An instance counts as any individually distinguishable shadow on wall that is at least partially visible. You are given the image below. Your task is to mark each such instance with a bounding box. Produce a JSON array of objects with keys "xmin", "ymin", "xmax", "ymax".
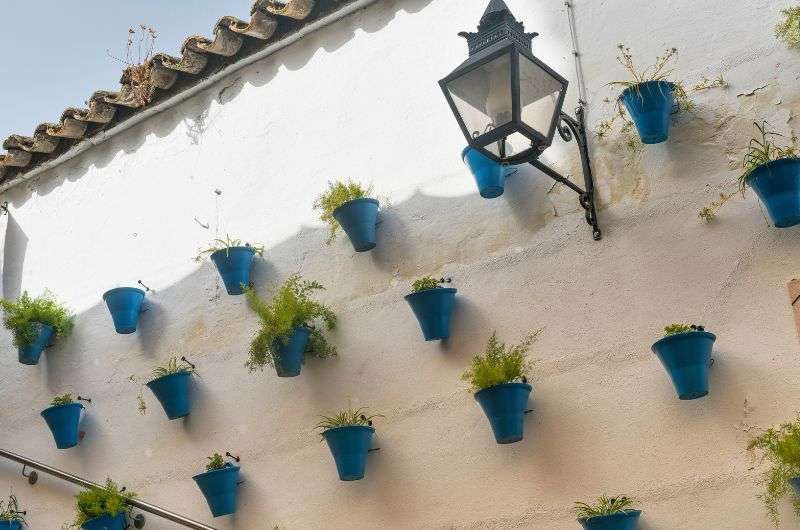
[
  {"xmin": 2, "ymin": 214, "xmax": 28, "ymax": 300},
  {"xmin": 5, "ymin": 0, "xmax": 437, "ymax": 209}
]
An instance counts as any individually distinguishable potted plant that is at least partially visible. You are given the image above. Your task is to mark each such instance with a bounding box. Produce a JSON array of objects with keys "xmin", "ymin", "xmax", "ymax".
[
  {"xmin": 245, "ymin": 274, "xmax": 337, "ymax": 377},
  {"xmin": 102, "ymin": 287, "xmax": 145, "ymax": 334},
  {"xmin": 196, "ymin": 235, "xmax": 264, "ymax": 295},
  {"xmin": 316, "ymin": 404, "xmax": 381, "ymax": 481},
  {"xmin": 41, "ymin": 393, "xmax": 84, "ymax": 449},
  {"xmin": 462, "ymin": 331, "xmax": 539, "ymax": 444},
  {"xmin": 737, "ymin": 121, "xmax": 800, "ymax": 228},
  {"xmin": 0, "ymin": 291, "xmax": 73, "ymax": 365},
  {"xmin": 575, "ymin": 495, "xmax": 641, "ymax": 530},
  {"xmin": 0, "ymin": 494, "xmax": 26, "ymax": 530},
  {"xmin": 404, "ymin": 276, "xmax": 457, "ymax": 341},
  {"xmin": 462, "ymin": 147, "xmax": 513, "ymax": 199},
  {"xmin": 651, "ymin": 324, "xmax": 715, "ymax": 400},
  {"xmin": 66, "ymin": 479, "xmax": 134, "ymax": 530},
  {"xmin": 748, "ymin": 416, "xmax": 800, "ymax": 527},
  {"xmin": 193, "ymin": 453, "xmax": 240, "ymax": 517},
  {"xmin": 313, "ymin": 180, "xmax": 379, "ymax": 252},
  {"xmin": 131, "ymin": 357, "xmax": 196, "ymax": 420}
]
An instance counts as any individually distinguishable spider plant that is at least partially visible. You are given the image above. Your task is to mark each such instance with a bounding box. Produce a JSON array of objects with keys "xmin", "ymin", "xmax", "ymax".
[
  {"xmin": 739, "ymin": 121, "xmax": 798, "ymax": 193},
  {"xmin": 0, "ymin": 291, "xmax": 73, "ymax": 348},
  {"xmin": 194, "ymin": 235, "xmax": 264, "ymax": 262},
  {"xmin": 0, "ymin": 494, "xmax": 26, "ymax": 524},
  {"xmin": 462, "ymin": 331, "xmax": 540, "ymax": 392},
  {"xmin": 748, "ymin": 416, "xmax": 800, "ymax": 526},
  {"xmin": 574, "ymin": 495, "xmax": 638, "ymax": 519},
  {"xmin": 50, "ymin": 393, "xmax": 76, "ymax": 407},
  {"xmin": 315, "ymin": 404, "xmax": 382, "ymax": 433},
  {"xmin": 130, "ymin": 357, "xmax": 196, "ymax": 415},
  {"xmin": 313, "ymin": 180, "xmax": 374, "ymax": 244}
]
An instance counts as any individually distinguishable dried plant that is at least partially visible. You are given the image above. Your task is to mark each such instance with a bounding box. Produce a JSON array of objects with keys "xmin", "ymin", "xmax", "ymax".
[
  {"xmin": 698, "ymin": 191, "xmax": 736, "ymax": 222},
  {"xmin": 777, "ymin": 7, "xmax": 800, "ymax": 48},
  {"xmin": 107, "ymin": 25, "xmax": 158, "ymax": 106}
]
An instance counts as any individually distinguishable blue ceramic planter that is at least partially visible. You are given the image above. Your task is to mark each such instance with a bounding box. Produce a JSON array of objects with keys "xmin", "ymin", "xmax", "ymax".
[
  {"xmin": 210, "ymin": 246, "xmax": 256, "ymax": 295},
  {"xmin": 463, "ymin": 147, "xmax": 509, "ymax": 199},
  {"xmin": 474, "ymin": 383, "xmax": 532, "ymax": 444},
  {"xmin": 0, "ymin": 521, "xmax": 22, "ymax": 530},
  {"xmin": 102, "ymin": 287, "xmax": 145, "ymax": 334},
  {"xmin": 578, "ymin": 510, "xmax": 642, "ymax": 530},
  {"xmin": 620, "ymin": 80, "xmax": 675, "ymax": 144},
  {"xmin": 18, "ymin": 322, "xmax": 54, "ymax": 365},
  {"xmin": 333, "ymin": 198, "xmax": 380, "ymax": 252},
  {"xmin": 652, "ymin": 331, "xmax": 715, "ymax": 400},
  {"xmin": 147, "ymin": 371, "xmax": 192, "ymax": 420},
  {"xmin": 746, "ymin": 158, "xmax": 800, "ymax": 228},
  {"xmin": 322, "ymin": 425, "xmax": 374, "ymax": 481},
  {"xmin": 41, "ymin": 402, "xmax": 83, "ymax": 449},
  {"xmin": 81, "ymin": 513, "xmax": 125, "ymax": 530},
  {"xmin": 193, "ymin": 465, "xmax": 240, "ymax": 517},
  {"xmin": 404, "ymin": 287, "xmax": 457, "ymax": 341},
  {"xmin": 273, "ymin": 326, "xmax": 311, "ymax": 377}
]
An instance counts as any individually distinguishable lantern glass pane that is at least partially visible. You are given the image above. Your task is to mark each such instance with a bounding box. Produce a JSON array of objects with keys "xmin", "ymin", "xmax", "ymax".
[{"xmin": 519, "ymin": 54, "xmax": 563, "ymax": 136}]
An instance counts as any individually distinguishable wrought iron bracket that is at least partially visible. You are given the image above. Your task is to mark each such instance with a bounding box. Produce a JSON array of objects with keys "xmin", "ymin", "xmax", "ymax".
[{"xmin": 520, "ymin": 105, "xmax": 601, "ymax": 240}]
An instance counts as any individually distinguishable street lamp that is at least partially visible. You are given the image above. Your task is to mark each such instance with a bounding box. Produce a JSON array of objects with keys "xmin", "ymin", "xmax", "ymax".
[{"xmin": 439, "ymin": 0, "xmax": 601, "ymax": 240}]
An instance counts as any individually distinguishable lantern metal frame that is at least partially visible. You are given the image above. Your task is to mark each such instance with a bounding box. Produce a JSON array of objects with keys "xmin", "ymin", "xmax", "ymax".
[{"xmin": 439, "ymin": 0, "xmax": 601, "ymax": 240}]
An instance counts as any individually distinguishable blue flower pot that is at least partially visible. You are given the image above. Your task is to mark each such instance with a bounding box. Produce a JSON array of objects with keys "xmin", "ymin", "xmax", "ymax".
[
  {"xmin": 102, "ymin": 287, "xmax": 145, "ymax": 334},
  {"xmin": 652, "ymin": 331, "xmax": 716, "ymax": 400},
  {"xmin": 404, "ymin": 288, "xmax": 457, "ymax": 341},
  {"xmin": 210, "ymin": 246, "xmax": 257, "ymax": 295},
  {"xmin": 274, "ymin": 326, "xmax": 311, "ymax": 377},
  {"xmin": 0, "ymin": 521, "xmax": 22, "ymax": 530},
  {"xmin": 147, "ymin": 371, "xmax": 192, "ymax": 420},
  {"xmin": 746, "ymin": 158, "xmax": 800, "ymax": 228},
  {"xmin": 463, "ymin": 147, "xmax": 508, "ymax": 199},
  {"xmin": 620, "ymin": 80, "xmax": 675, "ymax": 144},
  {"xmin": 193, "ymin": 465, "xmax": 240, "ymax": 517},
  {"xmin": 333, "ymin": 198, "xmax": 380, "ymax": 252},
  {"xmin": 41, "ymin": 402, "xmax": 83, "ymax": 449},
  {"xmin": 322, "ymin": 425, "xmax": 374, "ymax": 481},
  {"xmin": 789, "ymin": 476, "xmax": 800, "ymax": 496},
  {"xmin": 18, "ymin": 322, "xmax": 54, "ymax": 365},
  {"xmin": 81, "ymin": 513, "xmax": 126, "ymax": 530},
  {"xmin": 578, "ymin": 510, "xmax": 642, "ymax": 530},
  {"xmin": 474, "ymin": 383, "xmax": 532, "ymax": 444}
]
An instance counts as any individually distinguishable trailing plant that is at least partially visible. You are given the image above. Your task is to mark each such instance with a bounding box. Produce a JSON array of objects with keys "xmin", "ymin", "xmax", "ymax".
[
  {"xmin": 748, "ymin": 416, "xmax": 800, "ymax": 526},
  {"xmin": 66, "ymin": 479, "xmax": 134, "ymax": 528},
  {"xmin": 0, "ymin": 291, "xmax": 74, "ymax": 348},
  {"xmin": 596, "ymin": 45, "xmax": 726, "ymax": 161},
  {"xmin": 574, "ymin": 495, "xmax": 638, "ymax": 519},
  {"xmin": 698, "ymin": 191, "xmax": 736, "ymax": 222},
  {"xmin": 315, "ymin": 403, "xmax": 382, "ymax": 433},
  {"xmin": 50, "ymin": 393, "xmax": 76, "ymax": 407},
  {"xmin": 739, "ymin": 121, "xmax": 798, "ymax": 193},
  {"xmin": 777, "ymin": 7, "xmax": 800, "ymax": 48},
  {"xmin": 130, "ymin": 357, "xmax": 196, "ymax": 414},
  {"xmin": 244, "ymin": 274, "xmax": 337, "ymax": 372},
  {"xmin": 313, "ymin": 180, "xmax": 374, "ymax": 244},
  {"xmin": 663, "ymin": 324, "xmax": 704, "ymax": 336},
  {"xmin": 462, "ymin": 331, "xmax": 540, "ymax": 392},
  {"xmin": 0, "ymin": 494, "xmax": 26, "ymax": 524},
  {"xmin": 194, "ymin": 235, "xmax": 264, "ymax": 262},
  {"xmin": 206, "ymin": 453, "xmax": 226, "ymax": 471},
  {"xmin": 411, "ymin": 276, "xmax": 451, "ymax": 293}
]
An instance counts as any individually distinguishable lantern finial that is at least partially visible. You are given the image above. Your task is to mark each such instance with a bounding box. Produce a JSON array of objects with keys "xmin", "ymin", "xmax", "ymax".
[{"xmin": 459, "ymin": 1, "xmax": 538, "ymax": 56}]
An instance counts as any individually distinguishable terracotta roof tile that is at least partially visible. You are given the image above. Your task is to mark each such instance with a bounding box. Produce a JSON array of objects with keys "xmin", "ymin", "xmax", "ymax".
[{"xmin": 0, "ymin": 0, "xmax": 344, "ymax": 185}]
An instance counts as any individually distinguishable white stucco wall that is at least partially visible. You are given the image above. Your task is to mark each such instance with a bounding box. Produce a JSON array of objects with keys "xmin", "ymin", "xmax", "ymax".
[{"xmin": 2, "ymin": 0, "xmax": 800, "ymax": 528}]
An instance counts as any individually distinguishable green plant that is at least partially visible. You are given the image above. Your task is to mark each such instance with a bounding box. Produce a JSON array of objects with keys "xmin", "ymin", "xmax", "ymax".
[
  {"xmin": 67, "ymin": 479, "xmax": 134, "ymax": 528},
  {"xmin": 0, "ymin": 291, "xmax": 74, "ymax": 348},
  {"xmin": 0, "ymin": 494, "xmax": 26, "ymax": 524},
  {"xmin": 461, "ymin": 331, "xmax": 540, "ymax": 392},
  {"xmin": 51, "ymin": 393, "xmax": 75, "ymax": 407},
  {"xmin": 574, "ymin": 495, "xmax": 638, "ymax": 519},
  {"xmin": 411, "ymin": 276, "xmax": 451, "ymax": 292},
  {"xmin": 206, "ymin": 453, "xmax": 226, "ymax": 471},
  {"xmin": 698, "ymin": 191, "xmax": 737, "ymax": 222},
  {"xmin": 748, "ymin": 416, "xmax": 800, "ymax": 526},
  {"xmin": 194, "ymin": 235, "xmax": 264, "ymax": 262},
  {"xmin": 663, "ymin": 324, "xmax": 704, "ymax": 336},
  {"xmin": 777, "ymin": 7, "xmax": 800, "ymax": 47},
  {"xmin": 315, "ymin": 403, "xmax": 382, "ymax": 433},
  {"xmin": 313, "ymin": 180, "xmax": 374, "ymax": 244},
  {"xmin": 245, "ymin": 274, "xmax": 337, "ymax": 372},
  {"xmin": 739, "ymin": 121, "xmax": 798, "ymax": 193},
  {"xmin": 130, "ymin": 357, "xmax": 196, "ymax": 414}
]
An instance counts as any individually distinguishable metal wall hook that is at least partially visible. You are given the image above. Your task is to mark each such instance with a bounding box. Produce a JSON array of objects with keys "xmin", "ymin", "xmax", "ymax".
[
  {"xmin": 21, "ymin": 465, "xmax": 37, "ymax": 485},
  {"xmin": 225, "ymin": 452, "xmax": 240, "ymax": 462},
  {"xmin": 132, "ymin": 513, "xmax": 146, "ymax": 529},
  {"xmin": 137, "ymin": 280, "xmax": 152, "ymax": 293},
  {"xmin": 77, "ymin": 396, "xmax": 92, "ymax": 404},
  {"xmin": 439, "ymin": 277, "xmax": 452, "ymax": 284},
  {"xmin": 524, "ymin": 409, "xmax": 535, "ymax": 414},
  {"xmin": 180, "ymin": 357, "xmax": 196, "ymax": 370},
  {"xmin": 0, "ymin": 202, "xmax": 8, "ymax": 216},
  {"xmin": 367, "ymin": 448, "xmax": 381, "ymax": 453},
  {"xmin": 236, "ymin": 480, "xmax": 245, "ymax": 486},
  {"xmin": 709, "ymin": 358, "xmax": 716, "ymax": 368}
]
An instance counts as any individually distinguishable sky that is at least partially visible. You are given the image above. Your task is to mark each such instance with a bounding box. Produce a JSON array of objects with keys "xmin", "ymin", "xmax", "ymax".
[{"xmin": 0, "ymin": 1, "xmax": 251, "ymax": 142}]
